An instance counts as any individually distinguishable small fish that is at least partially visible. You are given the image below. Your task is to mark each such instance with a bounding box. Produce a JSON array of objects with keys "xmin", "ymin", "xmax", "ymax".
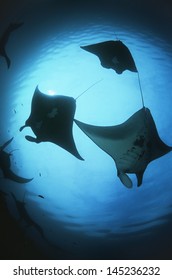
[{"xmin": 38, "ymin": 195, "xmax": 44, "ymax": 199}]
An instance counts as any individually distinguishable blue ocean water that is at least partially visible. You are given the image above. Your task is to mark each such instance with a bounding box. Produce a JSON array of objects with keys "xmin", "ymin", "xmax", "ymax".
[{"xmin": 0, "ymin": 0, "xmax": 172, "ymax": 259}]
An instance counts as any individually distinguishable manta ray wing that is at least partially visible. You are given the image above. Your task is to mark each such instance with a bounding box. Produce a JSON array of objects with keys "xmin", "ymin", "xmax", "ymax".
[
  {"xmin": 81, "ymin": 40, "xmax": 137, "ymax": 74},
  {"xmin": 20, "ymin": 86, "xmax": 83, "ymax": 160},
  {"xmin": 0, "ymin": 138, "xmax": 33, "ymax": 184},
  {"xmin": 3, "ymin": 168, "xmax": 33, "ymax": 183},
  {"xmin": 75, "ymin": 107, "xmax": 172, "ymax": 188},
  {"xmin": 0, "ymin": 137, "xmax": 13, "ymax": 151}
]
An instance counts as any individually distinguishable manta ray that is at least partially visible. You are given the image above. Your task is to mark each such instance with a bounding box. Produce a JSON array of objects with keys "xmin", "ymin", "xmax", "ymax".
[
  {"xmin": 10, "ymin": 192, "xmax": 46, "ymax": 240},
  {"xmin": 0, "ymin": 22, "xmax": 23, "ymax": 68},
  {"xmin": 81, "ymin": 40, "xmax": 137, "ymax": 74},
  {"xmin": 20, "ymin": 86, "xmax": 83, "ymax": 160},
  {"xmin": 10, "ymin": 192, "xmax": 64, "ymax": 252},
  {"xmin": 0, "ymin": 138, "xmax": 33, "ymax": 183},
  {"xmin": 75, "ymin": 107, "xmax": 172, "ymax": 188}
]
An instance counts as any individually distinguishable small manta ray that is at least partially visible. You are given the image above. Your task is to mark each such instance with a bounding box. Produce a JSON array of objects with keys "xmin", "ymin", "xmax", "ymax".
[
  {"xmin": 20, "ymin": 86, "xmax": 83, "ymax": 160},
  {"xmin": 0, "ymin": 22, "xmax": 23, "ymax": 68},
  {"xmin": 0, "ymin": 137, "xmax": 33, "ymax": 183},
  {"xmin": 75, "ymin": 107, "xmax": 172, "ymax": 188},
  {"xmin": 81, "ymin": 40, "xmax": 137, "ymax": 74}
]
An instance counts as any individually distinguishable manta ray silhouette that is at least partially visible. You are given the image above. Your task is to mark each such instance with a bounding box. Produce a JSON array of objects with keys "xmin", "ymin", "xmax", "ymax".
[
  {"xmin": 20, "ymin": 86, "xmax": 83, "ymax": 160},
  {"xmin": 0, "ymin": 22, "xmax": 23, "ymax": 68},
  {"xmin": 0, "ymin": 138, "xmax": 33, "ymax": 183},
  {"xmin": 10, "ymin": 192, "xmax": 64, "ymax": 253},
  {"xmin": 10, "ymin": 192, "xmax": 46, "ymax": 241},
  {"xmin": 81, "ymin": 40, "xmax": 137, "ymax": 74},
  {"xmin": 75, "ymin": 107, "xmax": 172, "ymax": 188}
]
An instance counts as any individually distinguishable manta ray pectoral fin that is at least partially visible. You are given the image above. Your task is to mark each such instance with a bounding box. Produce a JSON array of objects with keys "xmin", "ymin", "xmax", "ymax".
[
  {"xmin": 0, "ymin": 137, "xmax": 14, "ymax": 151},
  {"xmin": 117, "ymin": 170, "xmax": 133, "ymax": 188},
  {"xmin": 4, "ymin": 169, "xmax": 33, "ymax": 184},
  {"xmin": 136, "ymin": 171, "xmax": 144, "ymax": 187}
]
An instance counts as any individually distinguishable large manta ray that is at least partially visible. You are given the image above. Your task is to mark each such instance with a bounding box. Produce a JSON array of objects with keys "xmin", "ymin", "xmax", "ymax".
[
  {"xmin": 81, "ymin": 40, "xmax": 137, "ymax": 74},
  {"xmin": 0, "ymin": 22, "xmax": 23, "ymax": 68},
  {"xmin": 0, "ymin": 138, "xmax": 33, "ymax": 183},
  {"xmin": 75, "ymin": 107, "xmax": 172, "ymax": 188},
  {"xmin": 20, "ymin": 86, "xmax": 83, "ymax": 160}
]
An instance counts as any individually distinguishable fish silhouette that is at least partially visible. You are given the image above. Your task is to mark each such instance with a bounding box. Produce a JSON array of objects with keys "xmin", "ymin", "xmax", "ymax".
[{"xmin": 38, "ymin": 195, "xmax": 44, "ymax": 199}]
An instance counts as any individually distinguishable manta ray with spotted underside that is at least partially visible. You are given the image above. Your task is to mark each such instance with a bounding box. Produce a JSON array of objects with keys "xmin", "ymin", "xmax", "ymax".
[
  {"xmin": 81, "ymin": 40, "xmax": 137, "ymax": 74},
  {"xmin": 75, "ymin": 107, "xmax": 172, "ymax": 188},
  {"xmin": 20, "ymin": 86, "xmax": 83, "ymax": 160}
]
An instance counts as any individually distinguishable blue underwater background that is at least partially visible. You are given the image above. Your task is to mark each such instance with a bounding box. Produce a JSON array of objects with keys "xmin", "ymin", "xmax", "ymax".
[{"xmin": 0, "ymin": 0, "xmax": 172, "ymax": 259}]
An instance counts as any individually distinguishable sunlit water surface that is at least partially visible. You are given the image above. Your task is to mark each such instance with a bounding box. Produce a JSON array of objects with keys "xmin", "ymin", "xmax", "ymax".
[{"xmin": 1, "ymin": 18, "xmax": 172, "ymax": 259}]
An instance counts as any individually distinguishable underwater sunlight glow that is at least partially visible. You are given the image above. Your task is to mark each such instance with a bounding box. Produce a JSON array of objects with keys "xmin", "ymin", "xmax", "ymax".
[{"xmin": 1, "ymin": 0, "xmax": 172, "ymax": 259}]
